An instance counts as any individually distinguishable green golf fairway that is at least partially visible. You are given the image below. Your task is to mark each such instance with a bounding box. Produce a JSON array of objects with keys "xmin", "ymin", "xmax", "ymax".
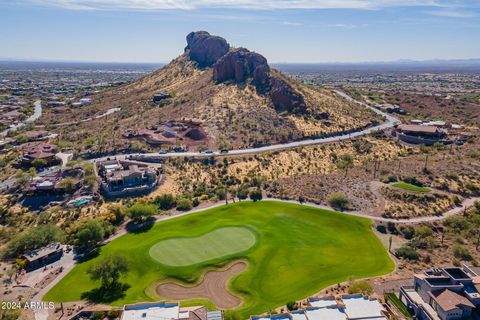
[
  {"xmin": 149, "ymin": 227, "xmax": 256, "ymax": 266},
  {"xmin": 44, "ymin": 201, "xmax": 394, "ymax": 317}
]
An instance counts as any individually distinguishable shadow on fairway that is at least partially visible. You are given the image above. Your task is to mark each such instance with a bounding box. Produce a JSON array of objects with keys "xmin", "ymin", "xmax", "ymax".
[
  {"xmin": 81, "ymin": 282, "xmax": 130, "ymax": 303},
  {"xmin": 126, "ymin": 217, "xmax": 155, "ymax": 234}
]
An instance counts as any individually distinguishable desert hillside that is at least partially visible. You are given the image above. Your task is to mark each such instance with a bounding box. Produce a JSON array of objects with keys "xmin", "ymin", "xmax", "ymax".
[{"xmin": 39, "ymin": 31, "xmax": 381, "ymax": 155}]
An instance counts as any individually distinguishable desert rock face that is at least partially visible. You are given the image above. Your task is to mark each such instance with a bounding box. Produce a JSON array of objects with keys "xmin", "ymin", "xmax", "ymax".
[
  {"xmin": 209, "ymin": 42, "xmax": 307, "ymax": 114},
  {"xmin": 269, "ymin": 77, "xmax": 307, "ymax": 114},
  {"xmin": 185, "ymin": 31, "xmax": 230, "ymax": 68},
  {"xmin": 213, "ymin": 48, "xmax": 269, "ymax": 86}
]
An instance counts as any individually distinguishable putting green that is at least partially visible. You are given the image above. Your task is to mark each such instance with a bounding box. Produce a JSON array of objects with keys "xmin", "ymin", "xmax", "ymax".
[
  {"xmin": 149, "ymin": 227, "xmax": 256, "ymax": 266},
  {"xmin": 45, "ymin": 201, "xmax": 394, "ymax": 318}
]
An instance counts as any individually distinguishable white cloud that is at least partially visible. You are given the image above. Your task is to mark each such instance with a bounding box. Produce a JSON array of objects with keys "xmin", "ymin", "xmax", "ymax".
[
  {"xmin": 20, "ymin": 0, "xmax": 462, "ymax": 11},
  {"xmin": 424, "ymin": 9, "xmax": 477, "ymax": 17},
  {"xmin": 283, "ymin": 21, "xmax": 304, "ymax": 26}
]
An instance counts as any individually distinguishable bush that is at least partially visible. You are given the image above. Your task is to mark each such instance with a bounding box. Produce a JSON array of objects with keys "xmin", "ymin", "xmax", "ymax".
[
  {"xmin": 348, "ymin": 280, "xmax": 373, "ymax": 295},
  {"xmin": 396, "ymin": 245, "xmax": 420, "ymax": 260},
  {"xmin": 192, "ymin": 198, "xmax": 200, "ymax": 207},
  {"xmin": 126, "ymin": 203, "xmax": 158, "ymax": 221},
  {"xmin": 383, "ymin": 175, "xmax": 398, "ymax": 183},
  {"xmin": 249, "ymin": 188, "xmax": 263, "ymax": 202},
  {"xmin": 453, "ymin": 244, "xmax": 472, "ymax": 261},
  {"xmin": 286, "ymin": 301, "xmax": 297, "ymax": 311},
  {"xmin": 326, "ymin": 192, "xmax": 350, "ymax": 210},
  {"xmin": 403, "ymin": 176, "xmax": 422, "ymax": 187},
  {"xmin": 176, "ymin": 198, "xmax": 192, "ymax": 211},
  {"xmin": 376, "ymin": 225, "xmax": 386, "ymax": 234},
  {"xmin": 154, "ymin": 194, "xmax": 176, "ymax": 210},
  {"xmin": 399, "ymin": 225, "xmax": 415, "ymax": 240}
]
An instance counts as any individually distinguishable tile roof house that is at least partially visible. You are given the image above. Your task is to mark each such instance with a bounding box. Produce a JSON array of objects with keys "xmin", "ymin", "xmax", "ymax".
[{"xmin": 21, "ymin": 142, "xmax": 59, "ymax": 165}]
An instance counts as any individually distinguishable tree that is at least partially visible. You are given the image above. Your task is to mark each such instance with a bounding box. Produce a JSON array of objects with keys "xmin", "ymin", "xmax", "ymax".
[
  {"xmin": 58, "ymin": 177, "xmax": 77, "ymax": 193},
  {"xmin": 336, "ymin": 154, "xmax": 354, "ymax": 176},
  {"xmin": 249, "ymin": 188, "xmax": 263, "ymax": 202},
  {"xmin": 326, "ymin": 192, "xmax": 350, "ymax": 211},
  {"xmin": 2, "ymin": 224, "xmax": 64, "ymax": 259},
  {"xmin": 87, "ymin": 254, "xmax": 128, "ymax": 290},
  {"xmin": 31, "ymin": 158, "xmax": 48, "ymax": 169},
  {"xmin": 73, "ymin": 220, "xmax": 105, "ymax": 251},
  {"xmin": 286, "ymin": 301, "xmax": 298, "ymax": 311},
  {"xmin": 154, "ymin": 194, "xmax": 176, "ymax": 210},
  {"xmin": 126, "ymin": 203, "xmax": 158, "ymax": 221},
  {"xmin": 395, "ymin": 245, "xmax": 420, "ymax": 260},
  {"xmin": 237, "ymin": 186, "xmax": 248, "ymax": 200}
]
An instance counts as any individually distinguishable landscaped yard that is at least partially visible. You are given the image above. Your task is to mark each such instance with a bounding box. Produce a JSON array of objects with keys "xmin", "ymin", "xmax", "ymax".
[
  {"xmin": 44, "ymin": 201, "xmax": 394, "ymax": 317},
  {"xmin": 392, "ymin": 182, "xmax": 431, "ymax": 192}
]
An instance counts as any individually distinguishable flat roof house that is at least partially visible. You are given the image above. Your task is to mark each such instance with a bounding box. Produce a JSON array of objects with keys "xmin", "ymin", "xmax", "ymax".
[
  {"xmin": 22, "ymin": 242, "xmax": 63, "ymax": 269},
  {"xmin": 395, "ymin": 124, "xmax": 450, "ymax": 146},
  {"xmin": 400, "ymin": 266, "xmax": 480, "ymax": 320},
  {"xmin": 97, "ymin": 160, "xmax": 160, "ymax": 198},
  {"xmin": 121, "ymin": 302, "xmax": 210, "ymax": 320}
]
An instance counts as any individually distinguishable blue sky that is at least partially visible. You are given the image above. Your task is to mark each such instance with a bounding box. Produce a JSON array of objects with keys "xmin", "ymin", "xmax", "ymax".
[{"xmin": 0, "ymin": 0, "xmax": 479, "ymax": 63}]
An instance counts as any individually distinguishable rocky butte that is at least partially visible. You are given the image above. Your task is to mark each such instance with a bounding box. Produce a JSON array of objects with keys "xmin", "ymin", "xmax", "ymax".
[{"xmin": 185, "ymin": 31, "xmax": 307, "ymax": 114}]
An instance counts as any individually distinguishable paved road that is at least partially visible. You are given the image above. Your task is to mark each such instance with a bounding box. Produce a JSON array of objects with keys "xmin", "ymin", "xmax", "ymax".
[
  {"xmin": 0, "ymin": 100, "xmax": 42, "ymax": 137},
  {"xmin": 52, "ymin": 107, "xmax": 121, "ymax": 127},
  {"xmin": 91, "ymin": 91, "xmax": 400, "ymax": 162},
  {"xmin": 0, "ymin": 91, "xmax": 398, "ymax": 190}
]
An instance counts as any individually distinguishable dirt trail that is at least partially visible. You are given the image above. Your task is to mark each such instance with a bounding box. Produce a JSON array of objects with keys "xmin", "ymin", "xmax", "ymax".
[{"xmin": 156, "ymin": 262, "xmax": 246, "ymax": 309}]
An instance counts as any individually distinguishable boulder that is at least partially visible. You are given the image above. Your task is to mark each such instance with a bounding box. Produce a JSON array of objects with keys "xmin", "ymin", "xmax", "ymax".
[{"xmin": 185, "ymin": 31, "xmax": 230, "ymax": 68}]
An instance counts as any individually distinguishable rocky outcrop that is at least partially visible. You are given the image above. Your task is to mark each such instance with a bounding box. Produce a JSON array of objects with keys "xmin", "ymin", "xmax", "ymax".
[
  {"xmin": 269, "ymin": 77, "xmax": 307, "ymax": 114},
  {"xmin": 185, "ymin": 31, "xmax": 230, "ymax": 68},
  {"xmin": 186, "ymin": 31, "xmax": 307, "ymax": 114},
  {"xmin": 213, "ymin": 48, "xmax": 270, "ymax": 89}
]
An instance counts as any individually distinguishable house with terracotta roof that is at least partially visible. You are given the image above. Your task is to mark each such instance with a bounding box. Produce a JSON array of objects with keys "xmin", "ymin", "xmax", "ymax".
[
  {"xmin": 400, "ymin": 266, "xmax": 480, "ymax": 320},
  {"xmin": 20, "ymin": 142, "xmax": 60, "ymax": 166}
]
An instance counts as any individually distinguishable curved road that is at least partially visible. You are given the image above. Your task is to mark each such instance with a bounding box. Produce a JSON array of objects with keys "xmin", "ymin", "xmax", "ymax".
[
  {"xmin": 92, "ymin": 90, "xmax": 400, "ymax": 162},
  {"xmin": 0, "ymin": 100, "xmax": 42, "ymax": 137}
]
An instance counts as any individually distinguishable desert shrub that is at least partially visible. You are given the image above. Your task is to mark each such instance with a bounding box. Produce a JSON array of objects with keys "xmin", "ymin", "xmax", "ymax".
[
  {"xmin": 376, "ymin": 225, "xmax": 386, "ymax": 234},
  {"xmin": 396, "ymin": 245, "xmax": 420, "ymax": 260},
  {"xmin": 348, "ymin": 280, "xmax": 373, "ymax": 295},
  {"xmin": 327, "ymin": 192, "xmax": 350, "ymax": 210},
  {"xmin": 249, "ymin": 188, "xmax": 263, "ymax": 202},
  {"xmin": 402, "ymin": 176, "xmax": 422, "ymax": 186},
  {"xmin": 286, "ymin": 301, "xmax": 298, "ymax": 311},
  {"xmin": 383, "ymin": 176, "xmax": 398, "ymax": 183},
  {"xmin": 176, "ymin": 198, "xmax": 192, "ymax": 211},
  {"xmin": 453, "ymin": 244, "xmax": 472, "ymax": 261},
  {"xmin": 126, "ymin": 203, "xmax": 158, "ymax": 221},
  {"xmin": 399, "ymin": 225, "xmax": 415, "ymax": 240}
]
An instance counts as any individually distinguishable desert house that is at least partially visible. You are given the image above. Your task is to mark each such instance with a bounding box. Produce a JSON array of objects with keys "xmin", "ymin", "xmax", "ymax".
[
  {"xmin": 22, "ymin": 242, "xmax": 63, "ymax": 270},
  {"xmin": 250, "ymin": 295, "xmax": 388, "ymax": 320},
  {"xmin": 121, "ymin": 301, "xmax": 217, "ymax": 320},
  {"xmin": 20, "ymin": 142, "xmax": 60, "ymax": 166},
  {"xmin": 96, "ymin": 160, "xmax": 161, "ymax": 198},
  {"xmin": 400, "ymin": 266, "xmax": 480, "ymax": 320},
  {"xmin": 394, "ymin": 124, "xmax": 451, "ymax": 146}
]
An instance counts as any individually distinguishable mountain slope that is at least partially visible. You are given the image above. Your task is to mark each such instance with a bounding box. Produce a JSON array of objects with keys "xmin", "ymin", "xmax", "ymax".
[{"xmin": 41, "ymin": 31, "xmax": 381, "ymax": 154}]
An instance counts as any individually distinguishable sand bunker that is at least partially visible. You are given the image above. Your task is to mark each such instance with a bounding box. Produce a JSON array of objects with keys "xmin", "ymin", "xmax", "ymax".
[{"xmin": 156, "ymin": 262, "xmax": 246, "ymax": 309}]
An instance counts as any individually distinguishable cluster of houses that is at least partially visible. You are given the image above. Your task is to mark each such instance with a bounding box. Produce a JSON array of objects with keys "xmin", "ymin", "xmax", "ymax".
[
  {"xmin": 96, "ymin": 159, "xmax": 161, "ymax": 198},
  {"xmin": 251, "ymin": 295, "xmax": 388, "ymax": 320},
  {"xmin": 46, "ymin": 95, "xmax": 93, "ymax": 108},
  {"xmin": 400, "ymin": 265, "xmax": 480, "ymax": 320}
]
